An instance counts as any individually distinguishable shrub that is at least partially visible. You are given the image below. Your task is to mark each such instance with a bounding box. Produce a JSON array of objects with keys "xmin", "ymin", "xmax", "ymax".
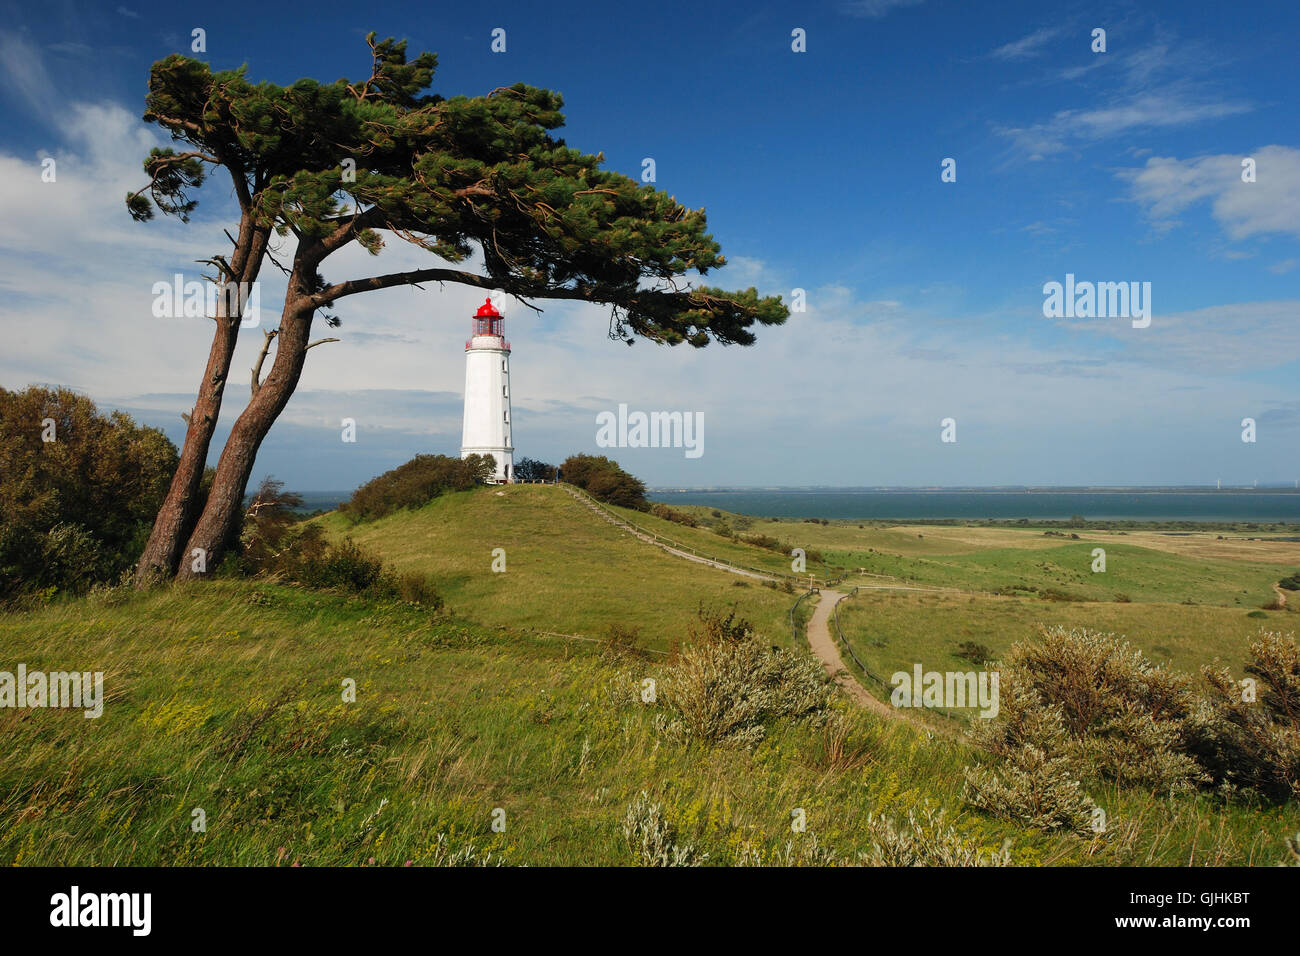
[
  {"xmin": 649, "ymin": 502, "xmax": 697, "ymax": 527},
  {"xmin": 393, "ymin": 571, "xmax": 444, "ymax": 609},
  {"xmin": 664, "ymin": 606, "xmax": 831, "ymax": 747},
  {"xmin": 622, "ymin": 792, "xmax": 707, "ymax": 866},
  {"xmin": 736, "ymin": 804, "xmax": 1012, "ymax": 867},
  {"xmin": 953, "ymin": 640, "xmax": 992, "ymax": 664},
  {"xmin": 300, "ymin": 539, "xmax": 386, "ymax": 592},
  {"xmin": 342, "ymin": 454, "xmax": 495, "ymax": 522},
  {"xmin": 1004, "ymin": 626, "xmax": 1206, "ymax": 791},
  {"xmin": 560, "ymin": 454, "xmax": 647, "ymax": 510},
  {"xmin": 860, "ymin": 804, "xmax": 1013, "ymax": 867},
  {"xmin": 1194, "ymin": 630, "xmax": 1300, "ymax": 802},
  {"xmin": 513, "ymin": 457, "xmax": 557, "ymax": 482},
  {"xmin": 604, "ymin": 622, "xmax": 645, "ymax": 658},
  {"xmin": 230, "ymin": 477, "xmax": 443, "ymax": 607},
  {"xmin": 964, "ymin": 626, "xmax": 1211, "ymax": 833},
  {"xmin": 0, "ymin": 385, "xmax": 177, "ymax": 599},
  {"xmin": 963, "ymin": 677, "xmax": 1100, "ymax": 835}
]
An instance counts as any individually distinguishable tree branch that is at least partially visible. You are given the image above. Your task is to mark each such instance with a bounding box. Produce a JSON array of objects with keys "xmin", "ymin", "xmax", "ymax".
[{"xmin": 251, "ymin": 329, "xmax": 279, "ymax": 396}]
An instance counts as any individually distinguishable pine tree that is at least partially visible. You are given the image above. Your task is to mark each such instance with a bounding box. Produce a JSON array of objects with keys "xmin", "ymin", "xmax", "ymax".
[{"xmin": 129, "ymin": 33, "xmax": 788, "ymax": 583}]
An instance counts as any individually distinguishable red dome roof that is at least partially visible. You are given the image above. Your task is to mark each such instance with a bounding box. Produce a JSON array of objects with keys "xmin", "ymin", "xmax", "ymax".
[{"xmin": 474, "ymin": 297, "xmax": 501, "ymax": 318}]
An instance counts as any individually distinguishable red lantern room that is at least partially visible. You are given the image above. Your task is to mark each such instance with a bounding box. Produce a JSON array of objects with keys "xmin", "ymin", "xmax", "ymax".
[{"xmin": 471, "ymin": 297, "xmax": 504, "ymax": 338}]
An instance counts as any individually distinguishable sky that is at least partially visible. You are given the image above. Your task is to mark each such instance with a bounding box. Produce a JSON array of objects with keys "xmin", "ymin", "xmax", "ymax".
[{"xmin": 0, "ymin": 0, "xmax": 1297, "ymax": 490}]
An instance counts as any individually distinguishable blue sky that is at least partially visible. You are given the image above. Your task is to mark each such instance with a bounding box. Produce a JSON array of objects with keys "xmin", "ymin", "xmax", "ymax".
[{"xmin": 1, "ymin": 0, "xmax": 1297, "ymax": 489}]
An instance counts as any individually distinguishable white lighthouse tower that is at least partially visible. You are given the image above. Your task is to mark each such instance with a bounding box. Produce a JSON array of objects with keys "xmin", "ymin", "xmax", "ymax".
[{"xmin": 461, "ymin": 297, "xmax": 514, "ymax": 482}]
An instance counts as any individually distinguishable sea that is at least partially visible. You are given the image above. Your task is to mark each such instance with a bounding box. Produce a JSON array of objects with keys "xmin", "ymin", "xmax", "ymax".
[{"xmin": 644, "ymin": 490, "xmax": 1300, "ymax": 523}]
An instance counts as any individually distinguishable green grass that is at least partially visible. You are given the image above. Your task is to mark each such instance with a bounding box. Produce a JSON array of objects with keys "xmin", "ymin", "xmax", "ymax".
[
  {"xmin": 837, "ymin": 589, "xmax": 1295, "ymax": 693},
  {"xmin": 1, "ymin": 489, "xmax": 1296, "ymax": 866},
  {"xmin": 313, "ymin": 485, "xmax": 801, "ymax": 652},
  {"xmin": 1, "ymin": 582, "xmax": 1295, "ymax": 866}
]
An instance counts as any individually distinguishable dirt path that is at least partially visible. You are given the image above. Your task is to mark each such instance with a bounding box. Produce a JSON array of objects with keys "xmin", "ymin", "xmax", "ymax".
[
  {"xmin": 558, "ymin": 484, "xmax": 957, "ymax": 733},
  {"xmin": 561, "ymin": 485, "xmax": 780, "ymax": 582},
  {"xmin": 804, "ymin": 591, "xmax": 962, "ymax": 738},
  {"xmin": 1274, "ymin": 583, "xmax": 1289, "ymax": 608},
  {"xmin": 804, "ymin": 590, "xmax": 895, "ymax": 716}
]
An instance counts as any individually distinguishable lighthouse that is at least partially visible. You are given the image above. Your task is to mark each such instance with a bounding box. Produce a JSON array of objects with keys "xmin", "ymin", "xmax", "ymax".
[{"xmin": 461, "ymin": 297, "xmax": 514, "ymax": 482}]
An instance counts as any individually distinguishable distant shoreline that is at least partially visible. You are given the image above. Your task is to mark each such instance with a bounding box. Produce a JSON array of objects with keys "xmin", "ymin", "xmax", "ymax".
[
  {"xmin": 645, "ymin": 487, "xmax": 1300, "ymax": 495},
  {"xmin": 646, "ymin": 489, "xmax": 1300, "ymax": 524}
]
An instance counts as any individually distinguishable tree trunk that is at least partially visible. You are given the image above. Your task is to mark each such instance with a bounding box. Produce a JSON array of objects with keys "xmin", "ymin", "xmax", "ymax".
[
  {"xmin": 175, "ymin": 297, "xmax": 317, "ymax": 580},
  {"xmin": 134, "ymin": 220, "xmax": 268, "ymax": 586}
]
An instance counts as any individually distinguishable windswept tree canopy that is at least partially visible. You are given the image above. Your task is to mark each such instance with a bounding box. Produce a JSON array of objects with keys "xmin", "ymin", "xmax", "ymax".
[{"xmin": 129, "ymin": 33, "xmax": 788, "ymax": 345}]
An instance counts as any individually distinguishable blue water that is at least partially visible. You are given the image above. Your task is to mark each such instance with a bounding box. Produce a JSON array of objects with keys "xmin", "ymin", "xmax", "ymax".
[{"xmin": 647, "ymin": 490, "xmax": 1300, "ymax": 523}]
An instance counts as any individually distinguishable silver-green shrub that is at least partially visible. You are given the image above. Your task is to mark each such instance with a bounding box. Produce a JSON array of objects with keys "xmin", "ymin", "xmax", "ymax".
[
  {"xmin": 622, "ymin": 791, "xmax": 708, "ymax": 866},
  {"xmin": 1195, "ymin": 630, "xmax": 1300, "ymax": 802}
]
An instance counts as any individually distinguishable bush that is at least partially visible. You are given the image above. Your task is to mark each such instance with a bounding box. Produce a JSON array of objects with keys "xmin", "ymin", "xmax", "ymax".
[
  {"xmin": 604, "ymin": 622, "xmax": 645, "ymax": 658},
  {"xmin": 1195, "ymin": 630, "xmax": 1300, "ymax": 802},
  {"xmin": 973, "ymin": 626, "xmax": 1209, "ymax": 794},
  {"xmin": 231, "ymin": 482, "xmax": 442, "ymax": 609},
  {"xmin": 736, "ymin": 803, "xmax": 1012, "ymax": 867},
  {"xmin": 649, "ymin": 502, "xmax": 697, "ymax": 527},
  {"xmin": 859, "ymin": 804, "xmax": 1013, "ymax": 867},
  {"xmin": 664, "ymin": 606, "xmax": 831, "ymax": 747},
  {"xmin": 561, "ymin": 454, "xmax": 648, "ymax": 510},
  {"xmin": 342, "ymin": 454, "xmax": 495, "ymax": 522},
  {"xmin": 299, "ymin": 539, "xmax": 386, "ymax": 592},
  {"xmin": 622, "ymin": 791, "xmax": 707, "ymax": 867},
  {"xmin": 963, "ymin": 674, "xmax": 1101, "ymax": 835},
  {"xmin": 953, "ymin": 640, "xmax": 992, "ymax": 665},
  {"xmin": 0, "ymin": 386, "xmax": 178, "ymax": 600},
  {"xmin": 513, "ymin": 457, "xmax": 557, "ymax": 482}
]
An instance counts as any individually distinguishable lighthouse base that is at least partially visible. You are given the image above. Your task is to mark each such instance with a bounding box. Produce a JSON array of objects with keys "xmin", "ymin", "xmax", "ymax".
[{"xmin": 462, "ymin": 446, "xmax": 514, "ymax": 483}]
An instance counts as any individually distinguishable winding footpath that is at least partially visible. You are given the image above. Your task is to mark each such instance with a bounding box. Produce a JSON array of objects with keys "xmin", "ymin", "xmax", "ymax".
[
  {"xmin": 561, "ymin": 484, "xmax": 783, "ymax": 582},
  {"xmin": 804, "ymin": 590, "xmax": 889, "ymax": 714},
  {"xmin": 558, "ymin": 483, "xmax": 953, "ymax": 729}
]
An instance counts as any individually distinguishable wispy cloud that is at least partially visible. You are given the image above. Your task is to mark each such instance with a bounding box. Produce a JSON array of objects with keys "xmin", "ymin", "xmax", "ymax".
[
  {"xmin": 989, "ymin": 26, "xmax": 1064, "ymax": 61},
  {"xmin": 996, "ymin": 34, "xmax": 1252, "ymax": 160},
  {"xmin": 0, "ymin": 31, "xmax": 57, "ymax": 117},
  {"xmin": 1000, "ymin": 88, "xmax": 1252, "ymax": 160},
  {"xmin": 1053, "ymin": 300, "xmax": 1300, "ymax": 373},
  {"xmin": 840, "ymin": 0, "xmax": 924, "ymax": 19}
]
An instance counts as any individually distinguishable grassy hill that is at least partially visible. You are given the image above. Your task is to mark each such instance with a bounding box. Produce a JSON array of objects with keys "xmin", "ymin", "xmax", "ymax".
[
  {"xmin": 1, "ymin": 484, "xmax": 1296, "ymax": 866},
  {"xmin": 313, "ymin": 484, "xmax": 803, "ymax": 652},
  {"xmin": 3, "ymin": 582, "xmax": 1296, "ymax": 866}
]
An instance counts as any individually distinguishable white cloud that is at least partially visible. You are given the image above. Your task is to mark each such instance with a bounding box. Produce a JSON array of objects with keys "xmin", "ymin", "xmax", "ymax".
[
  {"xmin": 999, "ymin": 89, "xmax": 1252, "ymax": 159},
  {"xmin": 1051, "ymin": 299, "xmax": 1300, "ymax": 373},
  {"xmin": 0, "ymin": 31, "xmax": 57, "ymax": 116},
  {"xmin": 1, "ymin": 43, "xmax": 1295, "ymax": 488},
  {"xmin": 839, "ymin": 0, "xmax": 924, "ymax": 19},
  {"xmin": 1119, "ymin": 146, "xmax": 1300, "ymax": 240},
  {"xmin": 997, "ymin": 35, "xmax": 1252, "ymax": 160},
  {"xmin": 989, "ymin": 27, "xmax": 1064, "ymax": 61}
]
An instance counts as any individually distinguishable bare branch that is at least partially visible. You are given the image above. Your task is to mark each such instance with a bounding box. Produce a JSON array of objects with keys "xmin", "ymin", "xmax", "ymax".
[{"xmin": 251, "ymin": 329, "xmax": 279, "ymax": 396}]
